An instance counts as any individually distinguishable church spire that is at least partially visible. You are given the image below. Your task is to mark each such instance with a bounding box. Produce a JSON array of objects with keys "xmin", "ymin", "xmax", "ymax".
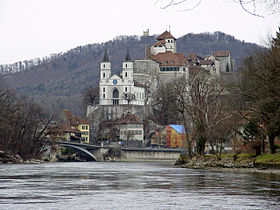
[
  {"xmin": 102, "ymin": 47, "xmax": 109, "ymax": 62},
  {"xmin": 124, "ymin": 49, "xmax": 131, "ymax": 62}
]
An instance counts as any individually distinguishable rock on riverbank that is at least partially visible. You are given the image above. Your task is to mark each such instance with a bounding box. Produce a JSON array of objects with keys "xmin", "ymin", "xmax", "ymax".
[
  {"xmin": 0, "ymin": 150, "xmax": 45, "ymax": 164},
  {"xmin": 175, "ymin": 154, "xmax": 280, "ymax": 174}
]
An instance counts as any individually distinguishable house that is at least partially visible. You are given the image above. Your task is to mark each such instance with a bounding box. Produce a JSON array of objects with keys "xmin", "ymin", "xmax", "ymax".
[
  {"xmin": 47, "ymin": 122, "xmax": 82, "ymax": 142},
  {"xmin": 99, "ymin": 113, "xmax": 144, "ymax": 145},
  {"xmin": 55, "ymin": 109, "xmax": 90, "ymax": 143},
  {"xmin": 151, "ymin": 125, "xmax": 188, "ymax": 149},
  {"xmin": 118, "ymin": 114, "xmax": 144, "ymax": 142}
]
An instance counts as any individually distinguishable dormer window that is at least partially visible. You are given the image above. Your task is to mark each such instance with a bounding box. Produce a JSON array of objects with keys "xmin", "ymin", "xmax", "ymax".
[
  {"xmin": 164, "ymin": 60, "xmax": 168, "ymax": 64},
  {"xmin": 170, "ymin": 61, "xmax": 174, "ymax": 64}
]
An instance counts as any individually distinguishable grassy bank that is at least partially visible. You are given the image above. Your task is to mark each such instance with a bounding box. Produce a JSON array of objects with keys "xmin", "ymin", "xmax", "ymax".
[{"xmin": 176, "ymin": 153, "xmax": 280, "ymax": 169}]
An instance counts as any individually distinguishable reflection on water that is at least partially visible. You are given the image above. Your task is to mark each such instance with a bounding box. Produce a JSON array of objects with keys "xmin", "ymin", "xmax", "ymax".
[{"xmin": 0, "ymin": 162, "xmax": 280, "ymax": 209}]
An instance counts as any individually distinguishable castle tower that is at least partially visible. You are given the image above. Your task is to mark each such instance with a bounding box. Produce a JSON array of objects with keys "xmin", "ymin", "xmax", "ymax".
[
  {"xmin": 156, "ymin": 30, "xmax": 176, "ymax": 53},
  {"xmin": 122, "ymin": 49, "xmax": 133, "ymax": 80},
  {"xmin": 100, "ymin": 47, "xmax": 111, "ymax": 81}
]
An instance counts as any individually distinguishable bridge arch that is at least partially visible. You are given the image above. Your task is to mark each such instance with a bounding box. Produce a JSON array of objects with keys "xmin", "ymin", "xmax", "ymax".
[{"xmin": 60, "ymin": 144, "xmax": 97, "ymax": 161}]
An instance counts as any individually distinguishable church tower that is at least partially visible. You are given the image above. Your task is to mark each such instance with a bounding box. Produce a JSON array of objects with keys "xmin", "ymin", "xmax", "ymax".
[
  {"xmin": 122, "ymin": 49, "xmax": 133, "ymax": 80},
  {"xmin": 100, "ymin": 47, "xmax": 111, "ymax": 81},
  {"xmin": 99, "ymin": 48, "xmax": 111, "ymax": 105}
]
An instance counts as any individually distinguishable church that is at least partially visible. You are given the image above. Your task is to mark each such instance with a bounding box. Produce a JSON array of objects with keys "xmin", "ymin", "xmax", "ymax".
[{"xmin": 99, "ymin": 49, "xmax": 145, "ymax": 107}]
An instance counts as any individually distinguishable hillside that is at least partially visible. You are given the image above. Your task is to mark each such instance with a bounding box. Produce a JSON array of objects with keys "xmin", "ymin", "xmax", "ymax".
[{"xmin": 3, "ymin": 31, "xmax": 260, "ymax": 117}]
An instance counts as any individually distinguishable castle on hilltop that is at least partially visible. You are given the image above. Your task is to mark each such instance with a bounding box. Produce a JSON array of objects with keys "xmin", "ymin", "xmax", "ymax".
[{"xmin": 87, "ymin": 30, "xmax": 234, "ymax": 143}]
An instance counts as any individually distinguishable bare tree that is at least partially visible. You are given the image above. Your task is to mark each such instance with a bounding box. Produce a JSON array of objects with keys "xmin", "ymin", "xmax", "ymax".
[
  {"xmin": 170, "ymin": 68, "xmax": 234, "ymax": 156},
  {"xmin": 82, "ymin": 86, "xmax": 99, "ymax": 106},
  {"xmin": 122, "ymin": 92, "xmax": 136, "ymax": 104},
  {"xmin": 0, "ymin": 76, "xmax": 53, "ymax": 160},
  {"xmin": 155, "ymin": 0, "xmax": 280, "ymax": 17},
  {"xmin": 152, "ymin": 82, "xmax": 179, "ymax": 125}
]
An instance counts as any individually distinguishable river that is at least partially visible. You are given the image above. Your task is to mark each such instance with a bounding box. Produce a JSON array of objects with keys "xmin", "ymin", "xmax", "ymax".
[{"xmin": 0, "ymin": 161, "xmax": 280, "ymax": 209}]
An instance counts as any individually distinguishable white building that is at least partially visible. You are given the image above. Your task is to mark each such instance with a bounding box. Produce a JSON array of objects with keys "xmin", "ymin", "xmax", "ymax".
[{"xmin": 99, "ymin": 49, "xmax": 145, "ymax": 106}]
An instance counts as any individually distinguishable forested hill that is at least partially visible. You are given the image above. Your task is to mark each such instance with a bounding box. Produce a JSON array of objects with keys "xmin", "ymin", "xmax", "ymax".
[{"xmin": 3, "ymin": 31, "xmax": 260, "ymax": 117}]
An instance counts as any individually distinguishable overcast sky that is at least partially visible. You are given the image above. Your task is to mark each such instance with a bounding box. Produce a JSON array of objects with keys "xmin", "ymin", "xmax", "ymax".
[{"xmin": 0, "ymin": 0, "xmax": 279, "ymax": 65}]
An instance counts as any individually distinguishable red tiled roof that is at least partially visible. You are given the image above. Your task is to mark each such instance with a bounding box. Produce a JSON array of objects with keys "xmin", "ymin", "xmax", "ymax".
[
  {"xmin": 118, "ymin": 114, "xmax": 143, "ymax": 124},
  {"xmin": 185, "ymin": 53, "xmax": 204, "ymax": 63},
  {"xmin": 200, "ymin": 60, "xmax": 214, "ymax": 65},
  {"xmin": 48, "ymin": 123, "xmax": 81, "ymax": 135},
  {"xmin": 76, "ymin": 117, "xmax": 88, "ymax": 125},
  {"xmin": 64, "ymin": 109, "xmax": 78, "ymax": 126},
  {"xmin": 157, "ymin": 31, "xmax": 176, "ymax": 40},
  {"xmin": 152, "ymin": 51, "xmax": 186, "ymax": 66},
  {"xmin": 213, "ymin": 50, "xmax": 230, "ymax": 57},
  {"xmin": 153, "ymin": 40, "xmax": 165, "ymax": 47},
  {"xmin": 64, "ymin": 109, "xmax": 88, "ymax": 126},
  {"xmin": 189, "ymin": 66, "xmax": 210, "ymax": 75}
]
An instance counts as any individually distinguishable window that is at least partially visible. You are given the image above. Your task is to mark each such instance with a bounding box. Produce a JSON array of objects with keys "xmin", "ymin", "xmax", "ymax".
[
  {"xmin": 103, "ymin": 87, "xmax": 105, "ymax": 92},
  {"xmin": 103, "ymin": 64, "xmax": 105, "ymax": 68},
  {"xmin": 125, "ymin": 72, "xmax": 127, "ymax": 77},
  {"xmin": 112, "ymin": 89, "xmax": 119, "ymax": 105},
  {"xmin": 125, "ymin": 87, "xmax": 127, "ymax": 92},
  {"xmin": 103, "ymin": 94, "xmax": 105, "ymax": 99},
  {"xmin": 82, "ymin": 126, "xmax": 85, "ymax": 130},
  {"xmin": 103, "ymin": 72, "xmax": 105, "ymax": 78},
  {"xmin": 125, "ymin": 64, "xmax": 128, "ymax": 67},
  {"xmin": 113, "ymin": 99, "xmax": 119, "ymax": 105}
]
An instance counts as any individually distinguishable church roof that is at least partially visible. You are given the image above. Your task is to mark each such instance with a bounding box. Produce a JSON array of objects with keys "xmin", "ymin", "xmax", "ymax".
[
  {"xmin": 124, "ymin": 49, "xmax": 132, "ymax": 62},
  {"xmin": 152, "ymin": 51, "xmax": 186, "ymax": 66},
  {"xmin": 102, "ymin": 47, "xmax": 110, "ymax": 62},
  {"xmin": 157, "ymin": 31, "xmax": 176, "ymax": 40}
]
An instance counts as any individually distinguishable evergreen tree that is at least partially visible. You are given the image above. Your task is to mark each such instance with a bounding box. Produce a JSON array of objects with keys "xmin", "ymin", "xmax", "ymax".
[{"xmin": 240, "ymin": 28, "xmax": 280, "ymax": 153}]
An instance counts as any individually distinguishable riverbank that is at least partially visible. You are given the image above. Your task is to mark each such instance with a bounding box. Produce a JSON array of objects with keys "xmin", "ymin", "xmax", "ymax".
[
  {"xmin": 175, "ymin": 153, "xmax": 280, "ymax": 175},
  {"xmin": 0, "ymin": 150, "xmax": 45, "ymax": 164}
]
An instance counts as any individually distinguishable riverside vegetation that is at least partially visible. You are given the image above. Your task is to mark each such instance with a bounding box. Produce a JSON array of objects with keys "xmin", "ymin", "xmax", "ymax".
[{"xmin": 175, "ymin": 153, "xmax": 280, "ymax": 175}]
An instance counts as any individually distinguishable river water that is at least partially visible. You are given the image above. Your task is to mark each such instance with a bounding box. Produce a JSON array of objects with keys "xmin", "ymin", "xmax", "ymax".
[{"xmin": 0, "ymin": 162, "xmax": 280, "ymax": 210}]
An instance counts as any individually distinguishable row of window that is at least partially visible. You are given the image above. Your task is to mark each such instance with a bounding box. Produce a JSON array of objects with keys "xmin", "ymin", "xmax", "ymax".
[
  {"xmin": 82, "ymin": 131, "xmax": 88, "ymax": 135},
  {"xmin": 82, "ymin": 125, "xmax": 88, "ymax": 130},
  {"xmin": 122, "ymin": 130, "xmax": 143, "ymax": 136},
  {"xmin": 160, "ymin": 67, "xmax": 180, "ymax": 71}
]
